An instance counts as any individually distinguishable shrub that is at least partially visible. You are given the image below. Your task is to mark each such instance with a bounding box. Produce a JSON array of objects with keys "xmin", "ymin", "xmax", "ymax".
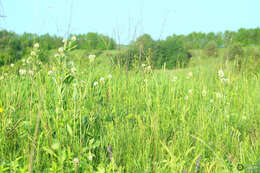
[
  {"xmin": 205, "ymin": 41, "xmax": 217, "ymax": 57},
  {"xmin": 225, "ymin": 43, "xmax": 244, "ymax": 60}
]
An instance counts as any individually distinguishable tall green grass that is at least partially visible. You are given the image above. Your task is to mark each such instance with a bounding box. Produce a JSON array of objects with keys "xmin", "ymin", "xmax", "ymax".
[{"xmin": 0, "ymin": 40, "xmax": 259, "ymax": 172}]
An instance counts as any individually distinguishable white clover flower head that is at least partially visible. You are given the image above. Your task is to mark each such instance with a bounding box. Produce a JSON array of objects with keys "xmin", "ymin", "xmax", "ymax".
[
  {"xmin": 48, "ymin": 70, "xmax": 54, "ymax": 76},
  {"xmin": 73, "ymin": 157, "xmax": 80, "ymax": 165},
  {"xmin": 88, "ymin": 152, "xmax": 93, "ymax": 161},
  {"xmin": 218, "ymin": 69, "xmax": 224, "ymax": 78},
  {"xmin": 184, "ymin": 95, "xmax": 189, "ymax": 100},
  {"xmin": 202, "ymin": 90, "xmax": 207, "ymax": 97},
  {"xmin": 71, "ymin": 36, "xmax": 76, "ymax": 42},
  {"xmin": 216, "ymin": 92, "xmax": 222, "ymax": 98},
  {"xmin": 10, "ymin": 64, "xmax": 14, "ymax": 67},
  {"xmin": 0, "ymin": 76, "xmax": 4, "ymax": 80},
  {"xmin": 172, "ymin": 76, "xmax": 178, "ymax": 82},
  {"xmin": 242, "ymin": 116, "xmax": 247, "ymax": 120},
  {"xmin": 71, "ymin": 67, "xmax": 77, "ymax": 74},
  {"xmin": 58, "ymin": 47, "xmax": 64, "ymax": 53},
  {"xmin": 54, "ymin": 53, "xmax": 59, "ymax": 58},
  {"xmin": 188, "ymin": 72, "xmax": 193, "ymax": 77},
  {"xmin": 26, "ymin": 58, "xmax": 31, "ymax": 64},
  {"xmin": 144, "ymin": 79, "xmax": 148, "ymax": 83},
  {"xmin": 89, "ymin": 54, "xmax": 96, "ymax": 62},
  {"xmin": 93, "ymin": 81, "xmax": 98, "ymax": 86},
  {"xmin": 147, "ymin": 65, "xmax": 152, "ymax": 71},
  {"xmin": 188, "ymin": 89, "xmax": 193, "ymax": 95},
  {"xmin": 100, "ymin": 77, "xmax": 105, "ymax": 83},
  {"xmin": 28, "ymin": 70, "xmax": 34, "ymax": 76},
  {"xmin": 108, "ymin": 74, "xmax": 112, "ymax": 79},
  {"xmin": 142, "ymin": 63, "xmax": 146, "ymax": 67},
  {"xmin": 34, "ymin": 43, "xmax": 39, "ymax": 49},
  {"xmin": 62, "ymin": 39, "xmax": 67, "ymax": 44},
  {"xmin": 31, "ymin": 51, "xmax": 36, "ymax": 56},
  {"xmin": 19, "ymin": 69, "xmax": 26, "ymax": 75}
]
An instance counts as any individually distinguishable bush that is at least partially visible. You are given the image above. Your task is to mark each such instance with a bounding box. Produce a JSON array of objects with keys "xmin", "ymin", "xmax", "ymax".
[
  {"xmin": 205, "ymin": 41, "xmax": 217, "ymax": 57},
  {"xmin": 225, "ymin": 43, "xmax": 244, "ymax": 60}
]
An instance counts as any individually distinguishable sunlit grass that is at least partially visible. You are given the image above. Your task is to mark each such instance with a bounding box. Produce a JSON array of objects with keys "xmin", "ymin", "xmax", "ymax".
[{"xmin": 0, "ymin": 40, "xmax": 259, "ymax": 172}]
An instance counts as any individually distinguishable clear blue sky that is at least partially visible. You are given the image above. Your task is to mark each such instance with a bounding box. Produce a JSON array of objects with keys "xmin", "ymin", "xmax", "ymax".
[{"xmin": 1, "ymin": 0, "xmax": 259, "ymax": 44}]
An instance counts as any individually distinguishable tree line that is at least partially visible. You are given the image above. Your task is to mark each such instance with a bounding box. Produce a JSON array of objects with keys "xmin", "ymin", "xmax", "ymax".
[{"xmin": 0, "ymin": 30, "xmax": 116, "ymax": 65}]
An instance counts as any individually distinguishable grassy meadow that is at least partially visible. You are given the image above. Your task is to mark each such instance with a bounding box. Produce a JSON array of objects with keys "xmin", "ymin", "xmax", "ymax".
[{"xmin": 0, "ymin": 39, "xmax": 259, "ymax": 172}]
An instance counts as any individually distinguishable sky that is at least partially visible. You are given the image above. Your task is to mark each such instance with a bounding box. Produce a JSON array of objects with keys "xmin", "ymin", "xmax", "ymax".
[{"xmin": 1, "ymin": 0, "xmax": 259, "ymax": 44}]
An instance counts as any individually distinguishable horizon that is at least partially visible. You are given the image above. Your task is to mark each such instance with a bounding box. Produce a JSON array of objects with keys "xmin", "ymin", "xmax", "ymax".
[{"xmin": 1, "ymin": 0, "xmax": 259, "ymax": 44}]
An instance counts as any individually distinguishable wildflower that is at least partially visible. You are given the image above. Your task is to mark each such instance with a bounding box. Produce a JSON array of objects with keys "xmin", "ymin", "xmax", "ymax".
[
  {"xmin": 19, "ymin": 69, "xmax": 26, "ymax": 75},
  {"xmin": 58, "ymin": 47, "xmax": 64, "ymax": 53},
  {"xmin": 172, "ymin": 76, "xmax": 177, "ymax": 82},
  {"xmin": 87, "ymin": 152, "xmax": 93, "ymax": 161},
  {"xmin": 71, "ymin": 67, "xmax": 77, "ymax": 74},
  {"xmin": 93, "ymin": 81, "xmax": 98, "ymax": 86},
  {"xmin": 48, "ymin": 71, "xmax": 54, "ymax": 75},
  {"xmin": 71, "ymin": 36, "xmax": 76, "ymax": 42},
  {"xmin": 188, "ymin": 89, "xmax": 193, "ymax": 95},
  {"xmin": 31, "ymin": 51, "xmax": 36, "ymax": 56},
  {"xmin": 144, "ymin": 79, "xmax": 148, "ymax": 83},
  {"xmin": 100, "ymin": 77, "xmax": 104, "ymax": 83},
  {"xmin": 10, "ymin": 64, "xmax": 14, "ymax": 67},
  {"xmin": 242, "ymin": 116, "xmax": 247, "ymax": 120},
  {"xmin": 142, "ymin": 64, "xmax": 146, "ymax": 67},
  {"xmin": 216, "ymin": 92, "xmax": 222, "ymax": 98},
  {"xmin": 184, "ymin": 95, "xmax": 189, "ymax": 100},
  {"xmin": 73, "ymin": 157, "xmax": 79, "ymax": 165},
  {"xmin": 218, "ymin": 69, "xmax": 224, "ymax": 78},
  {"xmin": 147, "ymin": 65, "xmax": 152, "ymax": 71},
  {"xmin": 89, "ymin": 55, "xmax": 96, "ymax": 62},
  {"xmin": 202, "ymin": 90, "xmax": 207, "ymax": 97},
  {"xmin": 28, "ymin": 70, "xmax": 34, "ymax": 76},
  {"xmin": 54, "ymin": 53, "xmax": 59, "ymax": 58},
  {"xmin": 0, "ymin": 76, "xmax": 3, "ymax": 80},
  {"xmin": 34, "ymin": 43, "xmax": 39, "ymax": 49},
  {"xmin": 62, "ymin": 39, "xmax": 67, "ymax": 44},
  {"xmin": 26, "ymin": 58, "xmax": 31, "ymax": 64},
  {"xmin": 0, "ymin": 108, "xmax": 3, "ymax": 113},
  {"xmin": 108, "ymin": 74, "xmax": 112, "ymax": 79}
]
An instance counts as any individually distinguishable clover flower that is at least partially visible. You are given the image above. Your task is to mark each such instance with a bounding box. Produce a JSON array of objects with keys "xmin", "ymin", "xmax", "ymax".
[
  {"xmin": 218, "ymin": 69, "xmax": 224, "ymax": 78},
  {"xmin": 31, "ymin": 51, "xmax": 36, "ymax": 56},
  {"xmin": 100, "ymin": 77, "xmax": 104, "ymax": 83},
  {"xmin": 10, "ymin": 64, "xmax": 14, "ymax": 67},
  {"xmin": 93, "ymin": 81, "xmax": 98, "ymax": 86},
  {"xmin": 108, "ymin": 74, "xmax": 112, "ymax": 79},
  {"xmin": 89, "ymin": 55, "xmax": 96, "ymax": 62},
  {"xmin": 58, "ymin": 47, "xmax": 64, "ymax": 53},
  {"xmin": 0, "ymin": 76, "xmax": 4, "ymax": 80},
  {"xmin": 19, "ymin": 69, "xmax": 26, "ymax": 75},
  {"xmin": 34, "ymin": 43, "xmax": 39, "ymax": 49},
  {"xmin": 188, "ymin": 89, "xmax": 193, "ymax": 94},
  {"xmin": 202, "ymin": 90, "xmax": 207, "ymax": 97},
  {"xmin": 216, "ymin": 92, "xmax": 222, "ymax": 98},
  {"xmin": 71, "ymin": 36, "xmax": 76, "ymax": 42}
]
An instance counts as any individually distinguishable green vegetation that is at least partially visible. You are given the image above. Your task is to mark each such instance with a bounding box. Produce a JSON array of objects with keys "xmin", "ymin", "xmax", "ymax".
[{"xmin": 0, "ymin": 28, "xmax": 259, "ymax": 172}]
